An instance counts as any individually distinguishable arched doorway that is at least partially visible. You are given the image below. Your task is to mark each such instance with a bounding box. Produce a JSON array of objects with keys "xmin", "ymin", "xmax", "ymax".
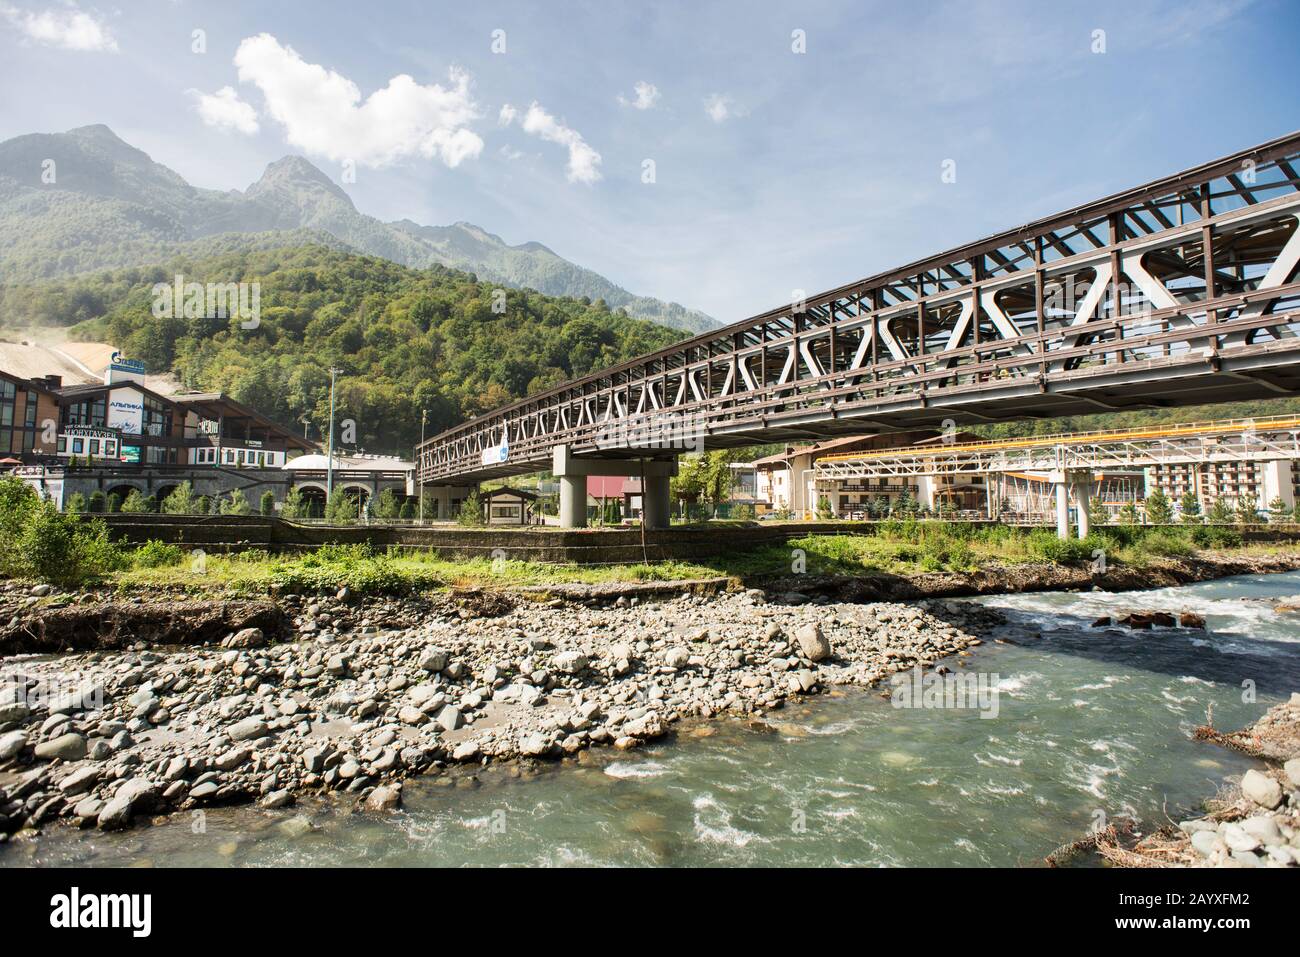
[{"xmin": 296, "ymin": 485, "xmax": 327, "ymax": 518}]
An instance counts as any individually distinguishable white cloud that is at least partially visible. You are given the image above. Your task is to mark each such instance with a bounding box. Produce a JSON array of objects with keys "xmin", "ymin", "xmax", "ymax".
[
  {"xmin": 0, "ymin": 4, "xmax": 117, "ymax": 52},
  {"xmin": 618, "ymin": 81, "xmax": 660, "ymax": 110},
  {"xmin": 233, "ymin": 33, "xmax": 483, "ymax": 168},
  {"xmin": 501, "ymin": 101, "xmax": 601, "ymax": 184},
  {"xmin": 703, "ymin": 93, "xmax": 734, "ymax": 123},
  {"xmin": 188, "ymin": 86, "xmax": 259, "ymax": 135},
  {"xmin": 497, "ymin": 103, "xmax": 517, "ymax": 126}
]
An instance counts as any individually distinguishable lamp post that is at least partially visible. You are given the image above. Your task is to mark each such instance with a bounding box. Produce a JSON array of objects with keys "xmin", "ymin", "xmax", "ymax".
[
  {"xmin": 326, "ymin": 367, "xmax": 341, "ymax": 500},
  {"xmin": 418, "ymin": 408, "xmax": 427, "ymax": 524}
]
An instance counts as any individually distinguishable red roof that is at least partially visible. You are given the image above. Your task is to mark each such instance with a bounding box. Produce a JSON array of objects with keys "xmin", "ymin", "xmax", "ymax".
[{"xmin": 586, "ymin": 476, "xmax": 629, "ymax": 497}]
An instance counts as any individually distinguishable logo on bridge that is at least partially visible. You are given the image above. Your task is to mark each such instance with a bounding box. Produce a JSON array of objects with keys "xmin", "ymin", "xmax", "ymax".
[{"xmin": 481, "ymin": 437, "xmax": 509, "ymax": 467}]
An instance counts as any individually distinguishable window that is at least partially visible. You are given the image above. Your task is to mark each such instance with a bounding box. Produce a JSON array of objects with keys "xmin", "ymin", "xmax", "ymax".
[
  {"xmin": 72, "ymin": 438, "xmax": 84, "ymax": 454},
  {"xmin": 89, "ymin": 439, "xmax": 100, "ymax": 455},
  {"xmin": 105, "ymin": 441, "xmax": 117, "ymax": 457}
]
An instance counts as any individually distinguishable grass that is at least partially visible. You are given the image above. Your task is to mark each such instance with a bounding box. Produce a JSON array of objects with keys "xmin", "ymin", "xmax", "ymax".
[{"xmin": 102, "ymin": 520, "xmax": 1282, "ymax": 597}]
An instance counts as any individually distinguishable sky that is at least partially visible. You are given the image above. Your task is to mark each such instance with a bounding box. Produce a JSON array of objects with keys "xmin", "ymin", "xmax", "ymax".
[{"xmin": 1, "ymin": 0, "xmax": 1297, "ymax": 323}]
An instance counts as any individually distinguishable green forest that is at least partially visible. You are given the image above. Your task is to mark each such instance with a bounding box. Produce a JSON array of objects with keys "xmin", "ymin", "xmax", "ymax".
[{"xmin": 0, "ymin": 244, "xmax": 684, "ymax": 455}]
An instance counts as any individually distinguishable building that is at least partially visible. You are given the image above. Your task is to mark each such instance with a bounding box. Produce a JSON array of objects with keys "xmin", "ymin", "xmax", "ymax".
[
  {"xmin": 755, "ymin": 431, "xmax": 982, "ymax": 517},
  {"xmin": 0, "ymin": 370, "xmax": 61, "ymax": 460},
  {"xmin": 1146, "ymin": 460, "xmax": 1292, "ymax": 517},
  {"xmin": 480, "ymin": 487, "xmax": 538, "ymax": 525}
]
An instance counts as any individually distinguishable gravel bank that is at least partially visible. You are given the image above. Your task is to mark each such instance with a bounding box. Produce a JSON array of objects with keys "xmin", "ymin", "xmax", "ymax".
[{"xmin": 0, "ymin": 584, "xmax": 1001, "ymax": 839}]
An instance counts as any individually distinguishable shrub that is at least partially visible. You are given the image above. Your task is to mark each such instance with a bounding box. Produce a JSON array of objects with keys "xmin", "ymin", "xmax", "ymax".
[
  {"xmin": 0, "ymin": 477, "xmax": 41, "ymax": 575},
  {"xmin": 65, "ymin": 491, "xmax": 87, "ymax": 513},
  {"xmin": 1180, "ymin": 492, "xmax": 1202, "ymax": 524},
  {"xmin": 1137, "ymin": 528, "xmax": 1194, "ymax": 557},
  {"xmin": 1144, "ymin": 488, "xmax": 1173, "ymax": 525},
  {"xmin": 106, "ymin": 492, "xmax": 122, "ymax": 513},
  {"xmin": 132, "ymin": 539, "xmax": 184, "ymax": 568},
  {"xmin": 220, "ymin": 489, "xmax": 253, "ymax": 516},
  {"xmin": 13, "ymin": 500, "xmax": 122, "ymax": 586},
  {"xmin": 399, "ymin": 500, "xmax": 416, "ymax": 520},
  {"xmin": 260, "ymin": 490, "xmax": 276, "ymax": 516},
  {"xmin": 120, "ymin": 489, "xmax": 150, "ymax": 513},
  {"xmin": 1192, "ymin": 525, "xmax": 1243, "ymax": 549},
  {"xmin": 87, "ymin": 490, "xmax": 106, "ymax": 513}
]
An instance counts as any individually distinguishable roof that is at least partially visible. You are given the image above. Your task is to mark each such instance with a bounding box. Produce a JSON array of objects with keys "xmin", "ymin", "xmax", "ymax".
[
  {"xmin": 482, "ymin": 487, "xmax": 538, "ymax": 501},
  {"xmin": 172, "ymin": 392, "xmax": 315, "ymax": 450},
  {"xmin": 282, "ymin": 452, "xmax": 412, "ymax": 471}
]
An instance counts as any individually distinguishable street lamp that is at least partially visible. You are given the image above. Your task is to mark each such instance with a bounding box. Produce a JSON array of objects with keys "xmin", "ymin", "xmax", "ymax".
[
  {"xmin": 326, "ymin": 367, "xmax": 341, "ymax": 499},
  {"xmin": 418, "ymin": 408, "xmax": 428, "ymax": 525}
]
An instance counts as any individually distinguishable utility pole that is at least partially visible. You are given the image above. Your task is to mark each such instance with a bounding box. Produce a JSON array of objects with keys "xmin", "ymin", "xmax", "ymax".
[
  {"xmin": 418, "ymin": 408, "xmax": 428, "ymax": 524},
  {"xmin": 326, "ymin": 367, "xmax": 340, "ymax": 500}
]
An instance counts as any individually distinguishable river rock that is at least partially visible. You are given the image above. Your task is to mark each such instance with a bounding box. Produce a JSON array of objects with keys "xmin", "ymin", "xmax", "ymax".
[
  {"xmin": 364, "ymin": 786, "xmax": 401, "ymax": 811},
  {"xmin": 228, "ymin": 717, "xmax": 269, "ymax": 742},
  {"xmin": 1284, "ymin": 757, "xmax": 1300, "ymax": 789},
  {"xmin": 224, "ymin": 627, "xmax": 265, "ymax": 649},
  {"xmin": 419, "ymin": 649, "xmax": 449, "ymax": 673},
  {"xmin": 34, "ymin": 732, "xmax": 87, "ymax": 762},
  {"xmin": 57, "ymin": 765, "xmax": 101, "ymax": 796},
  {"xmin": 663, "ymin": 647, "xmax": 690, "ymax": 669},
  {"xmin": 553, "ymin": 651, "xmax": 588, "ymax": 674},
  {"xmin": 794, "ymin": 623, "xmax": 832, "ymax": 662},
  {"xmin": 519, "ymin": 732, "xmax": 550, "ymax": 756},
  {"xmin": 1240, "ymin": 769, "xmax": 1283, "ymax": 809},
  {"xmin": 96, "ymin": 795, "xmax": 133, "ymax": 831},
  {"xmin": 0, "ymin": 702, "xmax": 31, "ymax": 724},
  {"xmin": 435, "ymin": 706, "xmax": 462, "ymax": 732},
  {"xmin": 0, "ymin": 730, "xmax": 27, "ymax": 761}
]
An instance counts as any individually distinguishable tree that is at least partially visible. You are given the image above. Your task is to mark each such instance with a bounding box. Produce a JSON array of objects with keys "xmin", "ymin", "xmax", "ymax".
[
  {"xmin": 457, "ymin": 490, "xmax": 485, "ymax": 527},
  {"xmin": 1087, "ymin": 495, "xmax": 1108, "ymax": 528},
  {"xmin": 106, "ymin": 492, "xmax": 122, "ymax": 513},
  {"xmin": 324, "ymin": 486, "xmax": 354, "ymax": 524},
  {"xmin": 373, "ymin": 488, "xmax": 401, "ymax": 521},
  {"xmin": 161, "ymin": 481, "xmax": 202, "ymax": 515},
  {"xmin": 1179, "ymin": 492, "xmax": 1202, "ymax": 524},
  {"xmin": 66, "ymin": 491, "xmax": 87, "ymax": 513},
  {"xmin": 1144, "ymin": 488, "xmax": 1173, "ymax": 525},
  {"xmin": 399, "ymin": 500, "xmax": 416, "ymax": 520},
  {"xmin": 260, "ymin": 490, "xmax": 276, "ymax": 516},
  {"xmin": 280, "ymin": 486, "xmax": 304, "ymax": 519},
  {"xmin": 1118, "ymin": 501, "xmax": 1139, "ymax": 526},
  {"xmin": 1207, "ymin": 497, "xmax": 1234, "ymax": 525},
  {"xmin": 1235, "ymin": 493, "xmax": 1259, "ymax": 526},
  {"xmin": 1269, "ymin": 496, "xmax": 1289, "ymax": 523},
  {"xmin": 87, "ymin": 490, "xmax": 106, "ymax": 513},
  {"xmin": 120, "ymin": 489, "xmax": 150, "ymax": 513}
]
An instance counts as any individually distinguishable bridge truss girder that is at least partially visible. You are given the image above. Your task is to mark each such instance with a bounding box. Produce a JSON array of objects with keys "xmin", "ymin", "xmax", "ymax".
[{"xmin": 420, "ymin": 132, "xmax": 1300, "ymax": 485}]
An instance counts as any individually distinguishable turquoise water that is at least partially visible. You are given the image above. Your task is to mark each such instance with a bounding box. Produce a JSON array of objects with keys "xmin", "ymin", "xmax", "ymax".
[{"xmin": 6, "ymin": 572, "xmax": 1299, "ymax": 867}]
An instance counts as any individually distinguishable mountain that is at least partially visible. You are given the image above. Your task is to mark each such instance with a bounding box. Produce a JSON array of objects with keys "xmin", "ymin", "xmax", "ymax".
[{"xmin": 0, "ymin": 125, "xmax": 718, "ymax": 334}]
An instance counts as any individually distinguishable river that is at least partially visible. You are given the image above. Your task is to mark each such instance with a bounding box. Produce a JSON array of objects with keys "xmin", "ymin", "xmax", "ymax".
[{"xmin": 6, "ymin": 570, "xmax": 1300, "ymax": 867}]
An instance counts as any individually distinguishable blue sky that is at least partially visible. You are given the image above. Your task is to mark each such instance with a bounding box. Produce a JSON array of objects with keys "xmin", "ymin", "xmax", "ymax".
[{"xmin": 1, "ymin": 0, "xmax": 1297, "ymax": 322}]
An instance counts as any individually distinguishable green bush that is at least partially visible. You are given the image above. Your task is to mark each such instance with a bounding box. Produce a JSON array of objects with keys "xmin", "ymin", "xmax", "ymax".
[
  {"xmin": 324, "ymin": 486, "xmax": 355, "ymax": 523},
  {"xmin": 65, "ymin": 491, "xmax": 87, "ymax": 513},
  {"xmin": 161, "ymin": 481, "xmax": 204, "ymax": 514},
  {"xmin": 12, "ymin": 500, "xmax": 122, "ymax": 586},
  {"xmin": 260, "ymin": 490, "xmax": 276, "ymax": 516},
  {"xmin": 132, "ymin": 539, "xmax": 185, "ymax": 568},
  {"xmin": 220, "ymin": 488, "xmax": 253, "ymax": 515},
  {"xmin": 1192, "ymin": 525, "xmax": 1243, "ymax": 549},
  {"xmin": 120, "ymin": 489, "xmax": 150, "ymax": 513},
  {"xmin": 1137, "ymin": 528, "xmax": 1195, "ymax": 557},
  {"xmin": 87, "ymin": 490, "xmax": 106, "ymax": 513},
  {"xmin": 280, "ymin": 486, "xmax": 304, "ymax": 519},
  {"xmin": 0, "ymin": 477, "xmax": 41, "ymax": 575},
  {"xmin": 457, "ymin": 490, "xmax": 484, "ymax": 527},
  {"xmin": 106, "ymin": 492, "xmax": 122, "ymax": 513}
]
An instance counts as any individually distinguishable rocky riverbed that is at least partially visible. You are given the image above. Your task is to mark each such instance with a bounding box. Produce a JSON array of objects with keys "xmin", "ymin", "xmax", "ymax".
[
  {"xmin": 1089, "ymin": 694, "xmax": 1300, "ymax": 868},
  {"xmin": 0, "ymin": 583, "xmax": 1002, "ymax": 840}
]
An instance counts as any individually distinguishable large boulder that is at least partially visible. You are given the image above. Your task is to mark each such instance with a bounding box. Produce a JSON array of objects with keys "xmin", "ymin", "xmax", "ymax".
[
  {"xmin": 34, "ymin": 732, "xmax": 87, "ymax": 762},
  {"xmin": 1240, "ymin": 769, "xmax": 1283, "ymax": 809},
  {"xmin": 794, "ymin": 623, "xmax": 832, "ymax": 662},
  {"xmin": 553, "ymin": 651, "xmax": 588, "ymax": 674}
]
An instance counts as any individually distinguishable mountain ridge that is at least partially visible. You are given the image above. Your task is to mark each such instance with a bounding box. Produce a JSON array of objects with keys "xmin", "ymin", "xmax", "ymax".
[{"xmin": 0, "ymin": 125, "xmax": 718, "ymax": 334}]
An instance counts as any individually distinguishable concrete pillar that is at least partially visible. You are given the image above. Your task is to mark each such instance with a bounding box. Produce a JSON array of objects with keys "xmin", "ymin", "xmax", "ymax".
[
  {"xmin": 642, "ymin": 474, "xmax": 671, "ymax": 529},
  {"xmin": 1055, "ymin": 479, "xmax": 1070, "ymax": 540},
  {"xmin": 917, "ymin": 475, "xmax": 937, "ymax": 510},
  {"xmin": 1075, "ymin": 478, "xmax": 1092, "ymax": 539},
  {"xmin": 559, "ymin": 475, "xmax": 587, "ymax": 528}
]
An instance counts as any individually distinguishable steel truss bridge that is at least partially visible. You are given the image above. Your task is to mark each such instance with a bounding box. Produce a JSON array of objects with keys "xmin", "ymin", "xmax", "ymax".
[
  {"xmin": 812, "ymin": 415, "xmax": 1300, "ymax": 479},
  {"xmin": 419, "ymin": 131, "xmax": 1300, "ymax": 489}
]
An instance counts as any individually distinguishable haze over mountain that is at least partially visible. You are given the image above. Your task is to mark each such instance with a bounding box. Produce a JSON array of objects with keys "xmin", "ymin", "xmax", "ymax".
[{"xmin": 0, "ymin": 125, "xmax": 718, "ymax": 334}]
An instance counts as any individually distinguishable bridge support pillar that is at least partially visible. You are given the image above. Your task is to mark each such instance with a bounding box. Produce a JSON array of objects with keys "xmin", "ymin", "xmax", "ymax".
[
  {"xmin": 1054, "ymin": 476, "xmax": 1070, "ymax": 540},
  {"xmin": 559, "ymin": 475, "xmax": 587, "ymax": 529},
  {"xmin": 1074, "ymin": 477, "xmax": 1094, "ymax": 539},
  {"xmin": 552, "ymin": 445, "xmax": 678, "ymax": 529},
  {"xmin": 642, "ymin": 474, "xmax": 671, "ymax": 529}
]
